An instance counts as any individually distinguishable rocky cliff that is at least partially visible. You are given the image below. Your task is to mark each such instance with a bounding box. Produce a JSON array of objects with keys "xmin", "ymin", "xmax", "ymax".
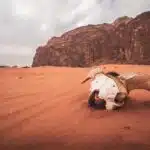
[{"xmin": 32, "ymin": 11, "xmax": 150, "ymax": 67}]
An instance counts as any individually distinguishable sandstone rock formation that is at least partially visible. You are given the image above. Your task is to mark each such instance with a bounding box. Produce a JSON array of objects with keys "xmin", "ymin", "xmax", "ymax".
[{"xmin": 32, "ymin": 11, "xmax": 150, "ymax": 67}]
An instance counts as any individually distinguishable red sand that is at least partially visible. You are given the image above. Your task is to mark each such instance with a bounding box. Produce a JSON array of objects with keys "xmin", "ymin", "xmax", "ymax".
[{"xmin": 0, "ymin": 65, "xmax": 150, "ymax": 150}]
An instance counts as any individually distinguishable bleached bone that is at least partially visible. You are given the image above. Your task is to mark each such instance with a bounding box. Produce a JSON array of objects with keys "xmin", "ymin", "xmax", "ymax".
[
  {"xmin": 123, "ymin": 74, "xmax": 150, "ymax": 92},
  {"xmin": 81, "ymin": 67, "xmax": 103, "ymax": 84}
]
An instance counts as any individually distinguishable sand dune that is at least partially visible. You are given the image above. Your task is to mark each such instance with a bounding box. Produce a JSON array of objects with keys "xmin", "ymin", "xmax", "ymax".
[{"xmin": 0, "ymin": 65, "xmax": 150, "ymax": 150}]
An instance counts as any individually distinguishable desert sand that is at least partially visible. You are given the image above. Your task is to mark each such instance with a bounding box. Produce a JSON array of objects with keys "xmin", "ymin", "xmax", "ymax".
[{"xmin": 0, "ymin": 64, "xmax": 150, "ymax": 150}]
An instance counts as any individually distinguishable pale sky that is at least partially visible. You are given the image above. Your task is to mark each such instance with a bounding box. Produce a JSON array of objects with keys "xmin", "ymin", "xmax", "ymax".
[{"xmin": 0, "ymin": 0, "xmax": 150, "ymax": 66}]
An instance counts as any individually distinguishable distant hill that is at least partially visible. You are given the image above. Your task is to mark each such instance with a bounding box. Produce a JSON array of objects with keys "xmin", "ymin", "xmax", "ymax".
[{"xmin": 32, "ymin": 11, "xmax": 150, "ymax": 67}]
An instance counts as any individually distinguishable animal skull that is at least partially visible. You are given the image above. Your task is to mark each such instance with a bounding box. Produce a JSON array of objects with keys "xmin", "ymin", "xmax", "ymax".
[{"xmin": 81, "ymin": 67, "xmax": 128, "ymax": 110}]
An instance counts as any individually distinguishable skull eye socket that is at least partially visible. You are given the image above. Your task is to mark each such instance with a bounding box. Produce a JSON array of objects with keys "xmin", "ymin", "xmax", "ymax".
[
  {"xmin": 94, "ymin": 80, "xmax": 99, "ymax": 84},
  {"xmin": 114, "ymin": 92, "xmax": 127, "ymax": 103}
]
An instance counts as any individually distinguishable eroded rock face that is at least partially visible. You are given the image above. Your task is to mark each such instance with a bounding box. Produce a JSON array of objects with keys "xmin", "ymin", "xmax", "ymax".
[{"xmin": 32, "ymin": 11, "xmax": 150, "ymax": 67}]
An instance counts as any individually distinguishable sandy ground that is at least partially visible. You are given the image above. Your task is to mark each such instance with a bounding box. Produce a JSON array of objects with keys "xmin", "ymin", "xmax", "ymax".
[{"xmin": 0, "ymin": 64, "xmax": 150, "ymax": 150}]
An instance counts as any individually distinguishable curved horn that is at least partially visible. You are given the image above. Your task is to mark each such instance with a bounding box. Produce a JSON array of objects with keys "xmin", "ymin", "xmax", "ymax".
[
  {"xmin": 81, "ymin": 77, "xmax": 91, "ymax": 84},
  {"xmin": 81, "ymin": 67, "xmax": 103, "ymax": 84}
]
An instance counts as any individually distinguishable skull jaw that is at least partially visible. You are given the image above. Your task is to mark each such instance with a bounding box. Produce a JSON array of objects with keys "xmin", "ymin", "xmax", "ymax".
[
  {"xmin": 89, "ymin": 91, "xmax": 127, "ymax": 111},
  {"xmin": 105, "ymin": 93, "xmax": 128, "ymax": 111},
  {"xmin": 105, "ymin": 101, "xmax": 124, "ymax": 110}
]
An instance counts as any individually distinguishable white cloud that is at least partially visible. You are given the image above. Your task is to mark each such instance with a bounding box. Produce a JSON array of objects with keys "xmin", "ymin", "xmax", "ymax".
[
  {"xmin": 0, "ymin": 0, "xmax": 150, "ymax": 65},
  {"xmin": 40, "ymin": 24, "xmax": 48, "ymax": 32},
  {"xmin": 0, "ymin": 44, "xmax": 34, "ymax": 55}
]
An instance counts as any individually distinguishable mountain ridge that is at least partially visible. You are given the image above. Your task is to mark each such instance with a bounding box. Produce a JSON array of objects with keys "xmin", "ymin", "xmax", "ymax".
[{"xmin": 32, "ymin": 11, "xmax": 150, "ymax": 67}]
